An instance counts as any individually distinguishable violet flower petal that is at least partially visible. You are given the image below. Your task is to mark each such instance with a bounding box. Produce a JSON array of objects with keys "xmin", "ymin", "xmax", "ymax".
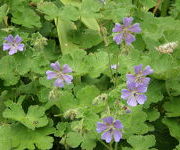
[
  {"xmin": 125, "ymin": 33, "xmax": 135, "ymax": 45},
  {"xmin": 46, "ymin": 71, "xmax": 57, "ymax": 79},
  {"xmin": 50, "ymin": 62, "xmax": 61, "ymax": 71},
  {"xmin": 136, "ymin": 94, "xmax": 147, "ymax": 104},
  {"xmin": 128, "ymin": 23, "xmax": 141, "ymax": 33},
  {"xmin": 113, "ymin": 130, "xmax": 122, "ymax": 142},
  {"xmin": 96, "ymin": 122, "xmax": 108, "ymax": 133},
  {"xmin": 63, "ymin": 64, "xmax": 72, "ymax": 73},
  {"xmin": 123, "ymin": 17, "xmax": 133, "ymax": 27},
  {"xmin": 112, "ymin": 23, "xmax": 123, "ymax": 32},
  {"xmin": 114, "ymin": 120, "xmax": 123, "ymax": 129},
  {"xmin": 103, "ymin": 116, "xmax": 114, "ymax": 124},
  {"xmin": 54, "ymin": 78, "xmax": 64, "ymax": 87},
  {"xmin": 101, "ymin": 131, "xmax": 112, "ymax": 143}
]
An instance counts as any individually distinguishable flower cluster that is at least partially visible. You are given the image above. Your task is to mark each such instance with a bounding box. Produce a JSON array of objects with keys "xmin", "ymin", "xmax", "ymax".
[
  {"xmin": 96, "ymin": 116, "xmax": 123, "ymax": 143},
  {"xmin": 121, "ymin": 64, "xmax": 153, "ymax": 106},
  {"xmin": 46, "ymin": 61, "xmax": 73, "ymax": 88},
  {"xmin": 112, "ymin": 17, "xmax": 141, "ymax": 45},
  {"xmin": 3, "ymin": 35, "xmax": 24, "ymax": 55}
]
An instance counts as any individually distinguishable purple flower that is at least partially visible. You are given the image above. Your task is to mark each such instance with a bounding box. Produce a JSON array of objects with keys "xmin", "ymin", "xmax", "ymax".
[
  {"xmin": 112, "ymin": 17, "xmax": 141, "ymax": 45},
  {"xmin": 46, "ymin": 62, "xmax": 73, "ymax": 88},
  {"xmin": 3, "ymin": 35, "xmax": 24, "ymax": 55},
  {"xmin": 111, "ymin": 64, "xmax": 117, "ymax": 70},
  {"xmin": 96, "ymin": 116, "xmax": 123, "ymax": 143},
  {"xmin": 121, "ymin": 82, "xmax": 147, "ymax": 107},
  {"xmin": 126, "ymin": 64, "xmax": 153, "ymax": 86}
]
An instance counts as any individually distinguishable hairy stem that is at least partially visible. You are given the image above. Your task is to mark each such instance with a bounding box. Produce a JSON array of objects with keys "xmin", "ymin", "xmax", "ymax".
[{"xmin": 153, "ymin": 0, "xmax": 161, "ymax": 14}]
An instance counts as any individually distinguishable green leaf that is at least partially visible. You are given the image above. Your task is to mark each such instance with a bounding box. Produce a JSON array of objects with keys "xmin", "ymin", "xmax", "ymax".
[
  {"xmin": 61, "ymin": 49, "xmax": 88, "ymax": 76},
  {"xmin": 11, "ymin": 2, "xmax": 41, "ymax": 28},
  {"xmin": 0, "ymin": 123, "xmax": 55, "ymax": 150},
  {"xmin": 144, "ymin": 80, "xmax": 164, "ymax": 108},
  {"xmin": 55, "ymin": 18, "xmax": 79, "ymax": 54},
  {"xmin": 81, "ymin": 17, "xmax": 100, "ymax": 31},
  {"xmin": 86, "ymin": 51, "xmax": 109, "ymax": 78},
  {"xmin": 76, "ymin": 85, "xmax": 100, "ymax": 106},
  {"xmin": 55, "ymin": 91, "xmax": 77, "ymax": 112},
  {"xmin": 37, "ymin": 2, "xmax": 59, "ymax": 20},
  {"xmin": 166, "ymin": 76, "xmax": 180, "ymax": 96},
  {"xmin": 148, "ymin": 51, "xmax": 180, "ymax": 80},
  {"xmin": 83, "ymin": 111, "xmax": 99, "ymax": 130},
  {"xmin": 0, "ymin": 56, "xmax": 20, "ymax": 86},
  {"xmin": 119, "ymin": 106, "xmax": 149, "ymax": 136},
  {"xmin": 55, "ymin": 122, "xmax": 69, "ymax": 137},
  {"xmin": 127, "ymin": 135, "xmax": 156, "ymax": 150},
  {"xmin": 81, "ymin": 133, "xmax": 97, "ymax": 150},
  {"xmin": 163, "ymin": 97, "xmax": 180, "ymax": 117},
  {"xmin": 163, "ymin": 118, "xmax": 180, "ymax": 141},
  {"xmin": 66, "ymin": 132, "xmax": 83, "ymax": 148},
  {"xmin": 3, "ymin": 101, "xmax": 48, "ymax": 130},
  {"xmin": 60, "ymin": 5, "xmax": 80, "ymax": 21},
  {"xmin": 145, "ymin": 108, "xmax": 160, "ymax": 122},
  {"xmin": 14, "ymin": 50, "xmax": 33, "ymax": 75},
  {"xmin": 72, "ymin": 29, "xmax": 103, "ymax": 49}
]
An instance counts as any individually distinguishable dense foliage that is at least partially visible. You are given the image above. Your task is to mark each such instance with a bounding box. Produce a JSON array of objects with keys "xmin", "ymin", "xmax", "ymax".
[{"xmin": 0, "ymin": 0, "xmax": 180, "ymax": 150}]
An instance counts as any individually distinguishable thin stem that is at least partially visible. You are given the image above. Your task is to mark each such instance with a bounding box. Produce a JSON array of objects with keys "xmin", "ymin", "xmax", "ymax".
[
  {"xmin": 98, "ymin": 139, "xmax": 112, "ymax": 150},
  {"xmin": 108, "ymin": 52, "xmax": 116, "ymax": 87},
  {"xmin": 109, "ymin": 142, "xmax": 113, "ymax": 150},
  {"xmin": 153, "ymin": 0, "xmax": 161, "ymax": 14},
  {"xmin": 115, "ymin": 142, "xmax": 118, "ymax": 150}
]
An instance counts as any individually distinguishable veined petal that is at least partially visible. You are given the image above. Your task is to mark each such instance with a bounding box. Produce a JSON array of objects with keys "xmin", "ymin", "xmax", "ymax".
[
  {"xmin": 123, "ymin": 17, "xmax": 133, "ymax": 27},
  {"xmin": 113, "ymin": 33, "xmax": 123, "ymax": 45},
  {"xmin": 127, "ymin": 96, "xmax": 137, "ymax": 107},
  {"xmin": 136, "ymin": 84, "xmax": 147, "ymax": 93},
  {"xmin": 113, "ymin": 130, "xmax": 122, "ymax": 142},
  {"xmin": 121, "ymin": 89, "xmax": 131, "ymax": 99},
  {"xmin": 54, "ymin": 78, "xmax": 64, "ymax": 87},
  {"xmin": 125, "ymin": 33, "xmax": 135, "ymax": 45},
  {"xmin": 114, "ymin": 120, "xmax": 123, "ymax": 129},
  {"xmin": 46, "ymin": 71, "xmax": 57, "ymax": 79},
  {"xmin": 3, "ymin": 43, "xmax": 11, "ymax": 51},
  {"xmin": 17, "ymin": 44, "xmax": 24, "ymax": 51},
  {"xmin": 50, "ymin": 62, "xmax": 61, "ymax": 71},
  {"xmin": 14, "ymin": 35, "xmax": 22, "ymax": 43},
  {"xmin": 112, "ymin": 23, "xmax": 123, "ymax": 32},
  {"xmin": 9, "ymin": 48, "xmax": 17, "ymax": 55},
  {"xmin": 134, "ymin": 64, "xmax": 143, "ymax": 74},
  {"xmin": 96, "ymin": 122, "xmax": 108, "ymax": 133},
  {"xmin": 136, "ymin": 94, "xmax": 147, "ymax": 104},
  {"xmin": 128, "ymin": 23, "xmax": 141, "ymax": 33},
  {"xmin": 103, "ymin": 116, "xmax": 114, "ymax": 124},
  {"xmin": 127, "ymin": 82, "xmax": 136, "ymax": 91},
  {"xmin": 141, "ymin": 77, "xmax": 150, "ymax": 85},
  {"xmin": 62, "ymin": 74, "xmax": 73, "ymax": 84},
  {"xmin": 5, "ymin": 35, "xmax": 14, "ymax": 42},
  {"xmin": 126, "ymin": 74, "xmax": 136, "ymax": 82},
  {"xmin": 63, "ymin": 64, "xmax": 72, "ymax": 73},
  {"xmin": 101, "ymin": 131, "xmax": 112, "ymax": 143},
  {"xmin": 143, "ymin": 65, "xmax": 154, "ymax": 76}
]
